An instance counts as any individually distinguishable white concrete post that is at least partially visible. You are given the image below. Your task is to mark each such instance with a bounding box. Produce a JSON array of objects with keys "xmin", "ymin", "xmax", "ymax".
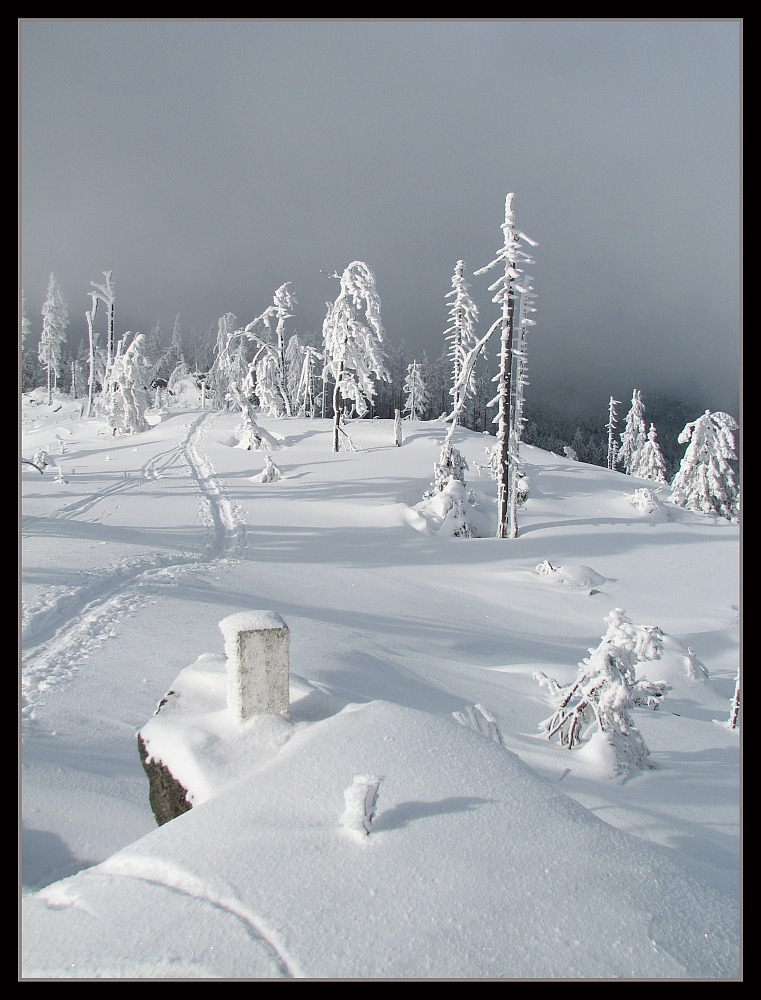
[{"xmin": 219, "ymin": 612, "xmax": 289, "ymax": 722}]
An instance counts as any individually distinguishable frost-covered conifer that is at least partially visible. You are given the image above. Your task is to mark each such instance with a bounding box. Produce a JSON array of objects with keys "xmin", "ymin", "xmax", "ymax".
[
  {"xmin": 285, "ymin": 333, "xmax": 304, "ymax": 412},
  {"xmin": 21, "ymin": 289, "xmax": 31, "ymax": 350},
  {"xmin": 669, "ymin": 410, "xmax": 739, "ymax": 518},
  {"xmin": 102, "ymin": 333, "xmax": 151, "ymax": 435},
  {"xmin": 631, "ymin": 423, "xmax": 668, "ymax": 483},
  {"xmin": 475, "ymin": 193, "xmax": 537, "ymax": 538},
  {"xmin": 617, "ymin": 389, "xmax": 647, "ymax": 475},
  {"xmin": 444, "ymin": 261, "xmax": 480, "ymax": 412},
  {"xmin": 606, "ymin": 396, "xmax": 621, "ymax": 470},
  {"xmin": 295, "ymin": 344, "xmax": 323, "ymax": 417},
  {"xmin": 39, "ymin": 273, "xmax": 68, "ymax": 404},
  {"xmin": 322, "ymin": 262, "xmax": 389, "ymax": 452},
  {"xmin": 507, "ymin": 276, "xmax": 536, "ymax": 537},
  {"xmin": 534, "ymin": 609, "xmax": 671, "ymax": 775},
  {"xmin": 403, "ymin": 360, "xmax": 429, "ymax": 419},
  {"xmin": 90, "ymin": 271, "xmax": 115, "ymax": 374}
]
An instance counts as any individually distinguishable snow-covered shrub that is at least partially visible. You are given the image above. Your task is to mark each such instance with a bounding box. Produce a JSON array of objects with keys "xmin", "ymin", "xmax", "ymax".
[
  {"xmin": 430, "ymin": 442, "xmax": 468, "ymax": 493},
  {"xmin": 534, "ymin": 609, "xmax": 671, "ymax": 775},
  {"xmin": 453, "ymin": 704, "xmax": 504, "ymax": 746},
  {"xmin": 669, "ymin": 410, "xmax": 739, "ymax": 518},
  {"xmin": 259, "ymin": 456, "xmax": 281, "ymax": 483},
  {"xmin": 235, "ymin": 407, "xmax": 265, "ymax": 450},
  {"xmin": 340, "ymin": 774, "xmax": 383, "ymax": 836},
  {"xmin": 625, "ymin": 487, "xmax": 660, "ymax": 514},
  {"xmin": 563, "ymin": 445, "xmax": 578, "ymax": 461}
]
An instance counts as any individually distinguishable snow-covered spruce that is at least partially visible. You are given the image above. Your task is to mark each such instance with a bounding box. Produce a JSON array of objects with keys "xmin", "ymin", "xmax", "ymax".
[
  {"xmin": 534, "ymin": 609, "xmax": 671, "ymax": 776},
  {"xmin": 507, "ymin": 275, "xmax": 536, "ymax": 537},
  {"xmin": 101, "ymin": 333, "xmax": 152, "ymax": 436},
  {"xmin": 606, "ymin": 396, "xmax": 621, "ymax": 470},
  {"xmin": 475, "ymin": 193, "xmax": 537, "ymax": 538},
  {"xmin": 617, "ymin": 389, "xmax": 648, "ymax": 476},
  {"xmin": 444, "ymin": 260, "xmax": 480, "ymax": 413},
  {"xmin": 340, "ymin": 774, "xmax": 383, "ymax": 837},
  {"xmin": 38, "ymin": 273, "xmax": 69, "ymax": 406},
  {"xmin": 631, "ymin": 423, "xmax": 669, "ymax": 483},
  {"xmin": 403, "ymin": 360, "xmax": 429, "ymax": 420},
  {"xmin": 669, "ymin": 410, "xmax": 739, "ymax": 518},
  {"xmin": 322, "ymin": 262, "xmax": 389, "ymax": 453}
]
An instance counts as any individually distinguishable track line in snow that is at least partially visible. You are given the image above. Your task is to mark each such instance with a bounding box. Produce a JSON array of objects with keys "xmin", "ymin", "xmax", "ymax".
[
  {"xmin": 22, "ymin": 412, "xmax": 248, "ymax": 721},
  {"xmin": 88, "ymin": 855, "xmax": 299, "ymax": 977}
]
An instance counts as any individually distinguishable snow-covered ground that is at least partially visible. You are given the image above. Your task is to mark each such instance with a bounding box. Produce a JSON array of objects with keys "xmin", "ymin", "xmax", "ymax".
[{"xmin": 21, "ymin": 389, "xmax": 740, "ymax": 978}]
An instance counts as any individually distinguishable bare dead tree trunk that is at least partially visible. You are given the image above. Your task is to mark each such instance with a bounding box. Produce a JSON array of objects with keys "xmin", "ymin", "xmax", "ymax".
[{"xmin": 332, "ymin": 359, "xmax": 344, "ymax": 452}]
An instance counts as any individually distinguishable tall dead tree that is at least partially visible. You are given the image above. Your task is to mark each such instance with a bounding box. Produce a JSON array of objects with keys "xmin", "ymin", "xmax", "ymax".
[{"xmin": 475, "ymin": 194, "xmax": 536, "ymax": 538}]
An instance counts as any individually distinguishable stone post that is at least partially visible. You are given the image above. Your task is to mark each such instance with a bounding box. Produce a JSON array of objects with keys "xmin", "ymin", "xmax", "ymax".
[{"xmin": 219, "ymin": 612, "xmax": 290, "ymax": 722}]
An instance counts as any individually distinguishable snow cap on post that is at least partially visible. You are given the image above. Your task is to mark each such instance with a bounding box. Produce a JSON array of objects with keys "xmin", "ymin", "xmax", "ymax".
[{"xmin": 219, "ymin": 611, "xmax": 289, "ymax": 723}]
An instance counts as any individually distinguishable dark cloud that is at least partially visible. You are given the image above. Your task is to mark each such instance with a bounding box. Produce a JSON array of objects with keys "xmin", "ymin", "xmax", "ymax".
[{"xmin": 21, "ymin": 21, "xmax": 740, "ymax": 415}]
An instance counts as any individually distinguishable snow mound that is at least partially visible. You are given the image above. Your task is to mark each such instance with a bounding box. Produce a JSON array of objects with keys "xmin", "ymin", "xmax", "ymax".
[
  {"xmin": 23, "ymin": 700, "xmax": 738, "ymax": 978},
  {"xmin": 536, "ymin": 561, "xmax": 606, "ymax": 588}
]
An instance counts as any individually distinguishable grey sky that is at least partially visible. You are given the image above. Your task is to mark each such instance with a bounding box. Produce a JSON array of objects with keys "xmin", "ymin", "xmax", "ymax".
[{"xmin": 20, "ymin": 20, "xmax": 740, "ymax": 415}]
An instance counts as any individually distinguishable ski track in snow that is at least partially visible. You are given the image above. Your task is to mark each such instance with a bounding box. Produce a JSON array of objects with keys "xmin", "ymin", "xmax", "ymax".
[
  {"xmin": 22, "ymin": 412, "xmax": 247, "ymax": 722},
  {"xmin": 92, "ymin": 854, "xmax": 299, "ymax": 977}
]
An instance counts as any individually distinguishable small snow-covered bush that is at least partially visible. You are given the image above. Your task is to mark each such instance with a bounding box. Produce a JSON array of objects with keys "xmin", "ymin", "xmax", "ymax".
[
  {"xmin": 453, "ymin": 704, "xmax": 504, "ymax": 746},
  {"xmin": 427, "ymin": 442, "xmax": 468, "ymax": 495},
  {"xmin": 259, "ymin": 456, "xmax": 281, "ymax": 483},
  {"xmin": 625, "ymin": 487, "xmax": 660, "ymax": 514},
  {"xmin": 534, "ymin": 609, "xmax": 671, "ymax": 775},
  {"xmin": 235, "ymin": 407, "xmax": 265, "ymax": 450}
]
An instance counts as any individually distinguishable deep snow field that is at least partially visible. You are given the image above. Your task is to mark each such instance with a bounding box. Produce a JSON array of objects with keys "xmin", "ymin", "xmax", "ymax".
[{"xmin": 21, "ymin": 388, "xmax": 741, "ymax": 978}]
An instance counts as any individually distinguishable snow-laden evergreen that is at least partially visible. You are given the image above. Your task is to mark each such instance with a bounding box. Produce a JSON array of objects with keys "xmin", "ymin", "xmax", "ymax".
[
  {"xmin": 321, "ymin": 262, "xmax": 389, "ymax": 452},
  {"xmin": 444, "ymin": 260, "xmax": 480, "ymax": 412},
  {"xmin": 507, "ymin": 275, "xmax": 536, "ymax": 537},
  {"xmin": 475, "ymin": 193, "xmax": 537, "ymax": 538},
  {"xmin": 403, "ymin": 360, "xmax": 429, "ymax": 419},
  {"xmin": 101, "ymin": 333, "xmax": 151, "ymax": 436},
  {"xmin": 606, "ymin": 396, "xmax": 620, "ymax": 470},
  {"xmin": 38, "ymin": 273, "xmax": 69, "ymax": 405},
  {"xmin": 631, "ymin": 423, "xmax": 669, "ymax": 483},
  {"xmin": 617, "ymin": 389, "xmax": 648, "ymax": 475},
  {"xmin": 22, "ymin": 289, "xmax": 31, "ymax": 350},
  {"xmin": 295, "ymin": 344, "xmax": 323, "ymax": 417},
  {"xmin": 90, "ymin": 271, "xmax": 115, "ymax": 375},
  {"xmin": 669, "ymin": 410, "xmax": 739, "ymax": 518},
  {"xmin": 535, "ymin": 609, "xmax": 671, "ymax": 775}
]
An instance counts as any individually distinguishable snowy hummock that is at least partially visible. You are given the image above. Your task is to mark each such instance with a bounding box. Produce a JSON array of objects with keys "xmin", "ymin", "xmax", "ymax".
[{"xmin": 23, "ymin": 700, "xmax": 737, "ymax": 978}]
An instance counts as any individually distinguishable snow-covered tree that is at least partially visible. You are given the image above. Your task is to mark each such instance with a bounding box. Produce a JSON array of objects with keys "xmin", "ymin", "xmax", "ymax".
[
  {"xmin": 534, "ymin": 609, "xmax": 671, "ymax": 776},
  {"xmin": 606, "ymin": 397, "xmax": 620, "ymax": 470},
  {"xmin": 322, "ymin": 262, "xmax": 389, "ymax": 452},
  {"xmin": 631, "ymin": 423, "xmax": 669, "ymax": 483},
  {"xmin": 294, "ymin": 344, "xmax": 323, "ymax": 417},
  {"xmin": 21, "ymin": 289, "xmax": 31, "ymax": 350},
  {"xmin": 102, "ymin": 333, "xmax": 151, "ymax": 435},
  {"xmin": 269, "ymin": 283, "xmax": 297, "ymax": 416},
  {"xmin": 617, "ymin": 389, "xmax": 647, "ymax": 475},
  {"xmin": 90, "ymin": 271, "xmax": 115, "ymax": 374},
  {"xmin": 444, "ymin": 260, "xmax": 480, "ymax": 413},
  {"xmin": 403, "ymin": 360, "xmax": 429, "ymax": 419},
  {"xmin": 38, "ymin": 273, "xmax": 69, "ymax": 404},
  {"xmin": 475, "ymin": 193, "xmax": 537, "ymax": 538},
  {"xmin": 507, "ymin": 275, "xmax": 536, "ymax": 538},
  {"xmin": 285, "ymin": 333, "xmax": 304, "ymax": 411},
  {"xmin": 669, "ymin": 410, "xmax": 739, "ymax": 518}
]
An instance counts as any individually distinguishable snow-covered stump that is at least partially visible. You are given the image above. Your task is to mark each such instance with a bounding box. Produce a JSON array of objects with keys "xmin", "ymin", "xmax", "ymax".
[
  {"xmin": 219, "ymin": 612, "xmax": 290, "ymax": 723},
  {"xmin": 340, "ymin": 775, "xmax": 383, "ymax": 837}
]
